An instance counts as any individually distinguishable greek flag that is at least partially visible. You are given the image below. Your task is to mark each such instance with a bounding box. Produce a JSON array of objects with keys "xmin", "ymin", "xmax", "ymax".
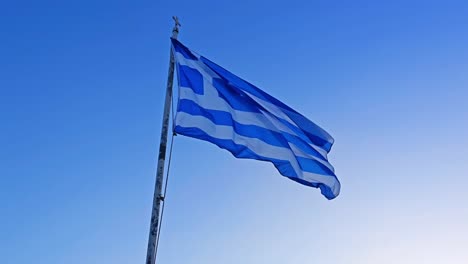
[{"xmin": 171, "ymin": 39, "xmax": 340, "ymax": 199}]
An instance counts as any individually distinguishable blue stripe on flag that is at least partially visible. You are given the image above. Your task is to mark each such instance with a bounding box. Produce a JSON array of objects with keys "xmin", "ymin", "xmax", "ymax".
[
  {"xmin": 296, "ymin": 157, "xmax": 335, "ymax": 177},
  {"xmin": 212, "ymin": 78, "xmax": 262, "ymax": 113}
]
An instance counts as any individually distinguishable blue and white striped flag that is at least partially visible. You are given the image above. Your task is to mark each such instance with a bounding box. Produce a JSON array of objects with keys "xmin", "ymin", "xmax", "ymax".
[{"xmin": 171, "ymin": 39, "xmax": 340, "ymax": 199}]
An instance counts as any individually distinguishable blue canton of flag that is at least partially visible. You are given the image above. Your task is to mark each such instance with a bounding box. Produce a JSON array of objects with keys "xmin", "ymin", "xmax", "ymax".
[{"xmin": 171, "ymin": 38, "xmax": 340, "ymax": 200}]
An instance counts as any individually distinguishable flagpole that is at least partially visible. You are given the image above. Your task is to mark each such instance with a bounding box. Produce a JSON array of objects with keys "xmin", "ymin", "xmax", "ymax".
[{"xmin": 145, "ymin": 16, "xmax": 180, "ymax": 264}]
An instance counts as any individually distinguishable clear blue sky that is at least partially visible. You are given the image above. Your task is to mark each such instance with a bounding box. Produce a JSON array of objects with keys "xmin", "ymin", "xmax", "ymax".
[{"xmin": 1, "ymin": 1, "xmax": 468, "ymax": 263}]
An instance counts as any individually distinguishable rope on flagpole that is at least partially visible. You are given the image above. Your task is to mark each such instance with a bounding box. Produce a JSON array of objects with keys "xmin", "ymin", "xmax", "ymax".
[{"xmin": 153, "ymin": 129, "xmax": 175, "ymax": 261}]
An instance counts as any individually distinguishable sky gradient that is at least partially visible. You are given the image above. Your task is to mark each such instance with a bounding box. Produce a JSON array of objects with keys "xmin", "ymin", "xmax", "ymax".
[{"xmin": 1, "ymin": 1, "xmax": 468, "ymax": 263}]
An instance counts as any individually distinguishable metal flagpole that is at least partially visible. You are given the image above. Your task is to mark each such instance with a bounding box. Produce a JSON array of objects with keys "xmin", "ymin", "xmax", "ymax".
[{"xmin": 145, "ymin": 16, "xmax": 180, "ymax": 264}]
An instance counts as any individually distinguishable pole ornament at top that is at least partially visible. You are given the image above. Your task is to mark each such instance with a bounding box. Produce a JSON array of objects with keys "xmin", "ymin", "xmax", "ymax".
[{"xmin": 172, "ymin": 16, "xmax": 181, "ymax": 39}]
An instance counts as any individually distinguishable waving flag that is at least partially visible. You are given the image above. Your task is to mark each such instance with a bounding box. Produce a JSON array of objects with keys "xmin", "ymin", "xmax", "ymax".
[{"xmin": 171, "ymin": 38, "xmax": 340, "ymax": 199}]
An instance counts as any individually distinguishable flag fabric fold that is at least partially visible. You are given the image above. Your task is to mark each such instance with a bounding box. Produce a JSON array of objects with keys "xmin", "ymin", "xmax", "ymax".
[{"xmin": 171, "ymin": 38, "xmax": 340, "ymax": 199}]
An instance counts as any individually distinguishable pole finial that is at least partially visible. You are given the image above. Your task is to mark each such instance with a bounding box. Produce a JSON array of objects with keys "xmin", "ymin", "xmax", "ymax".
[{"xmin": 172, "ymin": 16, "xmax": 181, "ymax": 39}]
